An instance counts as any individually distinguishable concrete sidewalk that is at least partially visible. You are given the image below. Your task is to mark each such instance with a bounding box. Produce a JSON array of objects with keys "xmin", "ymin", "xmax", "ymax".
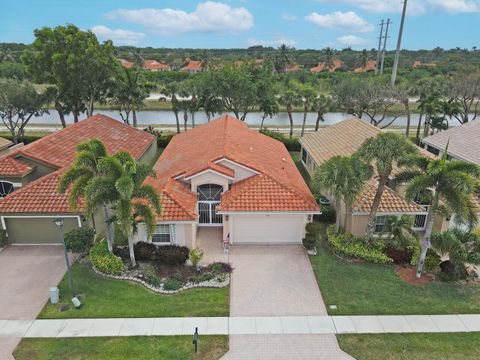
[{"xmin": 1, "ymin": 315, "xmax": 479, "ymax": 339}]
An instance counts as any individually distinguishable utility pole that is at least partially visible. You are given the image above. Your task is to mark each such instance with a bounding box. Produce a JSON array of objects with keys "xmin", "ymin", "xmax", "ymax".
[
  {"xmin": 391, "ymin": 0, "xmax": 408, "ymax": 86},
  {"xmin": 380, "ymin": 18, "xmax": 391, "ymax": 76},
  {"xmin": 374, "ymin": 19, "xmax": 385, "ymax": 75}
]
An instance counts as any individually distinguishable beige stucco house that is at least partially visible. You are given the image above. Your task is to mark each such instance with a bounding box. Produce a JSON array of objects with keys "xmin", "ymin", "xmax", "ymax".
[
  {"xmin": 299, "ymin": 118, "xmax": 441, "ymax": 238},
  {"xmin": 0, "ymin": 114, "xmax": 157, "ymax": 244},
  {"xmin": 133, "ymin": 115, "xmax": 320, "ymax": 247}
]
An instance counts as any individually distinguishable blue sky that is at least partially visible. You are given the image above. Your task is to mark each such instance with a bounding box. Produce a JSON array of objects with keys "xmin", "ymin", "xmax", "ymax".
[{"xmin": 2, "ymin": 0, "xmax": 479, "ymax": 50}]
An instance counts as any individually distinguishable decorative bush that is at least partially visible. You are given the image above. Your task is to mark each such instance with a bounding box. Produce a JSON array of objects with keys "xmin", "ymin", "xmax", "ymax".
[
  {"xmin": 439, "ymin": 260, "xmax": 467, "ymax": 281},
  {"xmin": 318, "ymin": 204, "xmax": 336, "ymax": 223},
  {"xmin": 305, "ymin": 222, "xmax": 323, "ymax": 236},
  {"xmin": 64, "ymin": 227, "xmax": 95, "ymax": 254},
  {"xmin": 0, "ymin": 229, "xmax": 7, "ymax": 248},
  {"xmin": 189, "ymin": 272, "xmax": 214, "ymax": 284},
  {"xmin": 326, "ymin": 225, "xmax": 392, "ymax": 263},
  {"xmin": 303, "ymin": 234, "xmax": 317, "ymax": 250},
  {"xmin": 157, "ymin": 245, "xmax": 189, "ymax": 265},
  {"xmin": 163, "ymin": 277, "xmax": 182, "ymax": 291},
  {"xmin": 143, "ymin": 266, "xmax": 161, "ymax": 287},
  {"xmin": 113, "ymin": 246, "xmax": 129, "ymax": 261},
  {"xmin": 134, "ymin": 241, "xmax": 158, "ymax": 261},
  {"xmin": 384, "ymin": 244, "xmax": 414, "ymax": 264},
  {"xmin": 209, "ymin": 262, "xmax": 233, "ymax": 274},
  {"xmin": 90, "ymin": 241, "xmax": 125, "ymax": 276},
  {"xmin": 189, "ymin": 247, "xmax": 204, "ymax": 269},
  {"xmin": 259, "ymin": 129, "xmax": 300, "ymax": 151},
  {"xmin": 410, "ymin": 247, "xmax": 441, "ymax": 271}
]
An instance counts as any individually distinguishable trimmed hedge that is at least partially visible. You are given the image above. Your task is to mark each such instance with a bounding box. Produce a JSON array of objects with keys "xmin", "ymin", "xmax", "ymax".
[
  {"xmin": 90, "ymin": 241, "xmax": 125, "ymax": 276},
  {"xmin": 0, "ymin": 229, "xmax": 7, "ymax": 248},
  {"xmin": 326, "ymin": 225, "xmax": 392, "ymax": 264},
  {"xmin": 259, "ymin": 129, "xmax": 300, "ymax": 151},
  {"xmin": 133, "ymin": 241, "xmax": 189, "ymax": 265},
  {"xmin": 143, "ymin": 126, "xmax": 175, "ymax": 148},
  {"xmin": 2, "ymin": 134, "xmax": 43, "ymax": 145},
  {"xmin": 64, "ymin": 227, "xmax": 95, "ymax": 254}
]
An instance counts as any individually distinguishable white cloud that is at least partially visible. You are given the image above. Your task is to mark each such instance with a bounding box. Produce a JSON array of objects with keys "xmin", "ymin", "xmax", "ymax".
[
  {"xmin": 247, "ymin": 36, "xmax": 297, "ymax": 47},
  {"xmin": 316, "ymin": 0, "xmax": 480, "ymax": 14},
  {"xmin": 105, "ymin": 1, "xmax": 253, "ymax": 35},
  {"xmin": 91, "ymin": 25, "xmax": 146, "ymax": 45},
  {"xmin": 281, "ymin": 13, "xmax": 297, "ymax": 21},
  {"xmin": 305, "ymin": 11, "xmax": 374, "ymax": 32},
  {"xmin": 337, "ymin": 35, "xmax": 367, "ymax": 46}
]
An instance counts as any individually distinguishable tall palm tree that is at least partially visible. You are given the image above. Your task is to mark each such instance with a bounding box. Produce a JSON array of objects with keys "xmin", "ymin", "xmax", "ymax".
[
  {"xmin": 279, "ymin": 88, "xmax": 301, "ymax": 138},
  {"xmin": 356, "ymin": 132, "xmax": 417, "ymax": 243},
  {"xmin": 311, "ymin": 95, "xmax": 332, "ymax": 132},
  {"xmin": 277, "ymin": 44, "xmax": 292, "ymax": 73},
  {"xmin": 88, "ymin": 151, "xmax": 162, "ymax": 267},
  {"xmin": 396, "ymin": 150, "xmax": 480, "ymax": 277},
  {"xmin": 312, "ymin": 156, "xmax": 372, "ymax": 233},
  {"xmin": 323, "ymin": 47, "xmax": 335, "ymax": 70},
  {"xmin": 162, "ymin": 82, "xmax": 181, "ymax": 133},
  {"xmin": 380, "ymin": 215, "xmax": 417, "ymax": 249},
  {"xmin": 298, "ymin": 84, "xmax": 317, "ymax": 137},
  {"xmin": 58, "ymin": 139, "xmax": 115, "ymax": 252}
]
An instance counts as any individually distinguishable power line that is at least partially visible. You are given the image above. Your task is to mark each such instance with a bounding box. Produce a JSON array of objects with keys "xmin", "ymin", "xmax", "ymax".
[
  {"xmin": 375, "ymin": 20, "xmax": 385, "ymax": 75},
  {"xmin": 392, "ymin": 0, "xmax": 408, "ymax": 86},
  {"xmin": 380, "ymin": 19, "xmax": 391, "ymax": 76}
]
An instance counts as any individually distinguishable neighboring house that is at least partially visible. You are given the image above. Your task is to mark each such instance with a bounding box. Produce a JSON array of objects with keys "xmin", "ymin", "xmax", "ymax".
[
  {"xmin": 0, "ymin": 137, "xmax": 21, "ymax": 158},
  {"xmin": 422, "ymin": 120, "xmax": 480, "ymax": 230},
  {"xmin": 118, "ymin": 58, "xmax": 134, "ymax": 69},
  {"xmin": 299, "ymin": 118, "xmax": 436, "ymax": 238},
  {"xmin": 413, "ymin": 60, "xmax": 436, "ymax": 68},
  {"xmin": 285, "ymin": 64, "xmax": 300, "ymax": 72},
  {"xmin": 354, "ymin": 60, "xmax": 377, "ymax": 73},
  {"xmin": 179, "ymin": 60, "xmax": 204, "ymax": 73},
  {"xmin": 143, "ymin": 60, "xmax": 171, "ymax": 71},
  {"xmin": 0, "ymin": 115, "xmax": 157, "ymax": 245},
  {"xmin": 310, "ymin": 60, "xmax": 344, "ymax": 73},
  {"xmin": 134, "ymin": 115, "xmax": 319, "ymax": 247}
]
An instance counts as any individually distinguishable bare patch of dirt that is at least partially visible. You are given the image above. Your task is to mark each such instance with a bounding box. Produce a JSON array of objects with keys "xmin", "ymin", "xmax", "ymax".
[{"xmin": 397, "ymin": 266, "xmax": 434, "ymax": 286}]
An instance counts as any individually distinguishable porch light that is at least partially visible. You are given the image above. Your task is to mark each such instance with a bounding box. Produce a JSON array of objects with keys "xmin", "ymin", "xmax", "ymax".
[{"xmin": 53, "ymin": 217, "xmax": 64, "ymax": 228}]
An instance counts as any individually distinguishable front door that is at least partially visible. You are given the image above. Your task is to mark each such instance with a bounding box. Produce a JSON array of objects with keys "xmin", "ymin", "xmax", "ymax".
[{"xmin": 197, "ymin": 184, "xmax": 223, "ymax": 226}]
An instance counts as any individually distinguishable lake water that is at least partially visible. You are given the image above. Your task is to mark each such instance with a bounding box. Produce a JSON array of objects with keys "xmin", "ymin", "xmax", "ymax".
[{"xmin": 30, "ymin": 110, "xmax": 460, "ymax": 128}]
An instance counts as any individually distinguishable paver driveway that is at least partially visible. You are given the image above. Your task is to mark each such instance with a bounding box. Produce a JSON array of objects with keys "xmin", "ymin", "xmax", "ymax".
[
  {"xmin": 0, "ymin": 246, "xmax": 69, "ymax": 359},
  {"xmin": 222, "ymin": 245, "xmax": 354, "ymax": 360}
]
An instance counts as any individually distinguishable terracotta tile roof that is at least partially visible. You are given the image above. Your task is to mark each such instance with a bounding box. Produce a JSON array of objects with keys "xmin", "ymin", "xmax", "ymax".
[
  {"xmin": 0, "ymin": 156, "xmax": 33, "ymax": 176},
  {"xmin": 143, "ymin": 60, "xmax": 170, "ymax": 70},
  {"xmin": 0, "ymin": 137, "xmax": 12, "ymax": 150},
  {"xmin": 0, "ymin": 170, "xmax": 84, "ymax": 213},
  {"xmin": 150, "ymin": 115, "xmax": 319, "ymax": 219},
  {"xmin": 422, "ymin": 120, "xmax": 480, "ymax": 165},
  {"xmin": 285, "ymin": 65, "xmax": 300, "ymax": 72},
  {"xmin": 353, "ymin": 180, "xmax": 426, "ymax": 214},
  {"xmin": 299, "ymin": 118, "xmax": 381, "ymax": 167},
  {"xmin": 13, "ymin": 114, "xmax": 154, "ymax": 168},
  {"xmin": 354, "ymin": 60, "xmax": 377, "ymax": 73},
  {"xmin": 179, "ymin": 60, "xmax": 203, "ymax": 72},
  {"xmin": 184, "ymin": 162, "xmax": 235, "ymax": 178},
  {"xmin": 310, "ymin": 60, "xmax": 344, "ymax": 73},
  {"xmin": 0, "ymin": 115, "xmax": 155, "ymax": 214},
  {"xmin": 413, "ymin": 60, "xmax": 436, "ymax": 68},
  {"xmin": 118, "ymin": 58, "xmax": 134, "ymax": 69},
  {"xmin": 218, "ymin": 174, "xmax": 319, "ymax": 212}
]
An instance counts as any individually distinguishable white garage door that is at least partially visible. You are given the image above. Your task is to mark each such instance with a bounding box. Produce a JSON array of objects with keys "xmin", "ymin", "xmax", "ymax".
[{"xmin": 232, "ymin": 214, "xmax": 305, "ymax": 244}]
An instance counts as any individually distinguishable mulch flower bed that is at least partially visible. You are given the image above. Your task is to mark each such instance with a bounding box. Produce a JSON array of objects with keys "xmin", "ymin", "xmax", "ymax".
[{"xmin": 396, "ymin": 266, "xmax": 434, "ymax": 286}]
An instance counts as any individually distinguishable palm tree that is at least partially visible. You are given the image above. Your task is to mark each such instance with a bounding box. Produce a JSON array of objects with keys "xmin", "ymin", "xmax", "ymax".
[
  {"xmin": 356, "ymin": 132, "xmax": 417, "ymax": 243},
  {"xmin": 58, "ymin": 139, "xmax": 115, "ymax": 252},
  {"xmin": 276, "ymin": 44, "xmax": 292, "ymax": 73},
  {"xmin": 380, "ymin": 215, "xmax": 417, "ymax": 249},
  {"xmin": 418, "ymin": 96, "xmax": 440, "ymax": 137},
  {"xmin": 312, "ymin": 156, "xmax": 372, "ymax": 233},
  {"xmin": 298, "ymin": 84, "xmax": 317, "ymax": 137},
  {"xmin": 279, "ymin": 88, "xmax": 301, "ymax": 138},
  {"xmin": 311, "ymin": 95, "xmax": 332, "ymax": 132},
  {"xmin": 162, "ymin": 82, "xmax": 181, "ymax": 133},
  {"xmin": 323, "ymin": 47, "xmax": 335, "ymax": 70},
  {"xmin": 359, "ymin": 49, "xmax": 368, "ymax": 69},
  {"xmin": 396, "ymin": 150, "xmax": 480, "ymax": 277},
  {"xmin": 89, "ymin": 151, "xmax": 162, "ymax": 267}
]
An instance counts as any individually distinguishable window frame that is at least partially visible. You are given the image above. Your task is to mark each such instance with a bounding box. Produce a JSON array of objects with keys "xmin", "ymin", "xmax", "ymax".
[
  {"xmin": 150, "ymin": 224, "xmax": 175, "ymax": 245},
  {"xmin": 301, "ymin": 148, "xmax": 308, "ymax": 165},
  {"xmin": 0, "ymin": 180, "xmax": 15, "ymax": 198},
  {"xmin": 374, "ymin": 216, "xmax": 389, "ymax": 234}
]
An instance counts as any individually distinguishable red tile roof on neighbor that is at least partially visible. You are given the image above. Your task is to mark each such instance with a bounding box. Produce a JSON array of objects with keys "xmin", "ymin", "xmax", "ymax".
[
  {"xmin": 179, "ymin": 60, "xmax": 203, "ymax": 72},
  {"xmin": 0, "ymin": 115, "xmax": 155, "ymax": 213},
  {"xmin": 148, "ymin": 115, "xmax": 319, "ymax": 220},
  {"xmin": 118, "ymin": 58, "xmax": 134, "ymax": 69},
  {"xmin": 354, "ymin": 60, "xmax": 377, "ymax": 73},
  {"xmin": 310, "ymin": 60, "xmax": 344, "ymax": 73},
  {"xmin": 0, "ymin": 156, "xmax": 33, "ymax": 176},
  {"xmin": 143, "ymin": 59, "xmax": 170, "ymax": 70},
  {"xmin": 0, "ymin": 170, "xmax": 85, "ymax": 213}
]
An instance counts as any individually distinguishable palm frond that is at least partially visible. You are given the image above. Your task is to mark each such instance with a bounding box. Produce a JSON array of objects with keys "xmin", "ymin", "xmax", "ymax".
[
  {"xmin": 133, "ymin": 202, "xmax": 156, "ymax": 236},
  {"xmin": 68, "ymin": 174, "xmax": 91, "ymax": 209},
  {"xmin": 58, "ymin": 167, "xmax": 92, "ymax": 193},
  {"xmin": 404, "ymin": 174, "xmax": 436, "ymax": 202},
  {"xmin": 115, "ymin": 175, "xmax": 134, "ymax": 200},
  {"xmin": 134, "ymin": 184, "xmax": 162, "ymax": 214}
]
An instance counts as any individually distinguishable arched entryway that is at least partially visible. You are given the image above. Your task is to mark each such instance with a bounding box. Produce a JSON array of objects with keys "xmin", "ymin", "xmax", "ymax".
[{"xmin": 197, "ymin": 184, "xmax": 223, "ymax": 226}]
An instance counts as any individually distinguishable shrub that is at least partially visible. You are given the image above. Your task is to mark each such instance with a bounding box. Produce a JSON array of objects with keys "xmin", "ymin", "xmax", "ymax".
[
  {"xmin": 303, "ymin": 234, "xmax": 317, "ymax": 250},
  {"xmin": 134, "ymin": 242, "xmax": 158, "ymax": 261},
  {"xmin": 259, "ymin": 129, "xmax": 300, "ymax": 151},
  {"xmin": 143, "ymin": 266, "xmax": 161, "ymax": 287},
  {"xmin": 90, "ymin": 241, "xmax": 125, "ymax": 276},
  {"xmin": 113, "ymin": 246, "xmax": 129, "ymax": 261},
  {"xmin": 163, "ymin": 277, "xmax": 182, "ymax": 291},
  {"xmin": 305, "ymin": 222, "xmax": 323, "ymax": 236},
  {"xmin": 410, "ymin": 247, "xmax": 441, "ymax": 271},
  {"xmin": 209, "ymin": 262, "xmax": 233, "ymax": 274},
  {"xmin": 64, "ymin": 227, "xmax": 95, "ymax": 254},
  {"xmin": 439, "ymin": 260, "xmax": 467, "ymax": 281},
  {"xmin": 326, "ymin": 225, "xmax": 392, "ymax": 263},
  {"xmin": 0, "ymin": 230, "xmax": 7, "ymax": 248},
  {"xmin": 143, "ymin": 127, "xmax": 175, "ymax": 148},
  {"xmin": 384, "ymin": 245, "xmax": 414, "ymax": 264},
  {"xmin": 188, "ymin": 247, "xmax": 204, "ymax": 269},
  {"xmin": 157, "ymin": 245, "xmax": 189, "ymax": 265},
  {"xmin": 318, "ymin": 204, "xmax": 336, "ymax": 223},
  {"xmin": 189, "ymin": 272, "xmax": 214, "ymax": 284}
]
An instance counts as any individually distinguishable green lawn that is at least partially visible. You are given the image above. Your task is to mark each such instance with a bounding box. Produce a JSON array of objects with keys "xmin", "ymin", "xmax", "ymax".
[
  {"xmin": 14, "ymin": 336, "xmax": 228, "ymax": 360},
  {"xmin": 39, "ymin": 262, "xmax": 229, "ymax": 319},
  {"xmin": 311, "ymin": 238, "xmax": 480, "ymax": 315},
  {"xmin": 337, "ymin": 333, "xmax": 480, "ymax": 360}
]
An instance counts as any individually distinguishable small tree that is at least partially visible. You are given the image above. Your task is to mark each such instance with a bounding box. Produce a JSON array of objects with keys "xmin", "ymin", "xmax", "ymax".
[
  {"xmin": 312, "ymin": 156, "xmax": 372, "ymax": 233},
  {"xmin": 0, "ymin": 78, "xmax": 47, "ymax": 144},
  {"xmin": 380, "ymin": 215, "xmax": 417, "ymax": 249}
]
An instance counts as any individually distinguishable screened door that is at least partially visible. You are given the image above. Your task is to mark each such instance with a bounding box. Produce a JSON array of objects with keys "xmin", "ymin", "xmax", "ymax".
[{"xmin": 197, "ymin": 184, "xmax": 223, "ymax": 226}]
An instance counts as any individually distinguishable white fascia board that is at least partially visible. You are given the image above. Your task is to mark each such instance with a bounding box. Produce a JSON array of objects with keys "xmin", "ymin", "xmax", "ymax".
[
  {"xmin": 213, "ymin": 158, "xmax": 260, "ymax": 175},
  {"xmin": 184, "ymin": 169, "xmax": 234, "ymax": 181},
  {"xmin": 352, "ymin": 211, "xmax": 428, "ymax": 216},
  {"xmin": 217, "ymin": 211, "xmax": 321, "ymax": 215}
]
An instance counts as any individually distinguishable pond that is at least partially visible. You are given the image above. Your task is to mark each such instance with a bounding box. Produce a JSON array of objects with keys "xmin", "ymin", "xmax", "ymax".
[{"xmin": 30, "ymin": 110, "xmax": 461, "ymax": 128}]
